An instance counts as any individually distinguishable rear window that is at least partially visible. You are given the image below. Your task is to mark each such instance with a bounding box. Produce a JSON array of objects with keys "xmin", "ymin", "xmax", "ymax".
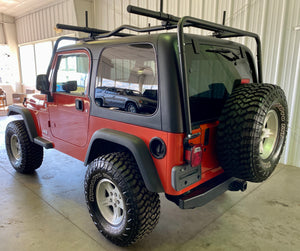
[{"xmin": 186, "ymin": 43, "xmax": 254, "ymax": 125}]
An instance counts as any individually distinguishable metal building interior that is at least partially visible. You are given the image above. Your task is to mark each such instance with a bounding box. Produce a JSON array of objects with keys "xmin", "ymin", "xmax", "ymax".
[{"xmin": 0, "ymin": 0, "xmax": 299, "ymax": 250}]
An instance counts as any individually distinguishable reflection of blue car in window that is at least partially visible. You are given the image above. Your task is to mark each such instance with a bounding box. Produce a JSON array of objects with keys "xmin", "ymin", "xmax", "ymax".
[{"xmin": 95, "ymin": 87, "xmax": 157, "ymax": 113}]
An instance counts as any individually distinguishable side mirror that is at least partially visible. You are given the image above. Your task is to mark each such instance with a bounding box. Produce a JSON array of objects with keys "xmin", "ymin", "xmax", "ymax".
[
  {"xmin": 36, "ymin": 75, "xmax": 50, "ymax": 93},
  {"xmin": 62, "ymin": 81, "xmax": 77, "ymax": 92},
  {"xmin": 36, "ymin": 74, "xmax": 53, "ymax": 102}
]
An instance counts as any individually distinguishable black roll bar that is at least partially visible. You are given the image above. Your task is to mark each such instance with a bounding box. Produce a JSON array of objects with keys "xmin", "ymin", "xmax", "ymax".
[
  {"xmin": 127, "ymin": 5, "xmax": 263, "ymax": 83},
  {"xmin": 46, "ymin": 36, "xmax": 79, "ymax": 77},
  {"xmin": 177, "ymin": 16, "xmax": 263, "ymax": 137},
  {"xmin": 127, "ymin": 5, "xmax": 263, "ymax": 138}
]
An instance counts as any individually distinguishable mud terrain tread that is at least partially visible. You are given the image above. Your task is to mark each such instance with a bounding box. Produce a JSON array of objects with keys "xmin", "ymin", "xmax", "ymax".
[
  {"xmin": 84, "ymin": 152, "xmax": 160, "ymax": 246},
  {"xmin": 5, "ymin": 120, "xmax": 43, "ymax": 173},
  {"xmin": 217, "ymin": 84, "xmax": 288, "ymax": 182}
]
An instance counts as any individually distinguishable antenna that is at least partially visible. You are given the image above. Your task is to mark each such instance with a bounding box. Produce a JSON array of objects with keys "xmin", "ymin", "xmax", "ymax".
[
  {"xmin": 160, "ymin": 0, "xmax": 163, "ymax": 13},
  {"xmin": 222, "ymin": 11, "xmax": 226, "ymax": 25},
  {"xmin": 85, "ymin": 11, "xmax": 88, "ymax": 27}
]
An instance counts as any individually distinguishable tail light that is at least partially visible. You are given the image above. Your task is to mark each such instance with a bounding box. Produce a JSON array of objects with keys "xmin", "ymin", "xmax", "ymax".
[
  {"xmin": 241, "ymin": 78, "xmax": 250, "ymax": 84},
  {"xmin": 185, "ymin": 144, "xmax": 203, "ymax": 167}
]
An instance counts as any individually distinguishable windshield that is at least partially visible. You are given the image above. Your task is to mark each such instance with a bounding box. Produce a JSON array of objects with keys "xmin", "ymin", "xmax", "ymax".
[
  {"xmin": 125, "ymin": 89, "xmax": 142, "ymax": 96},
  {"xmin": 186, "ymin": 43, "xmax": 255, "ymax": 126}
]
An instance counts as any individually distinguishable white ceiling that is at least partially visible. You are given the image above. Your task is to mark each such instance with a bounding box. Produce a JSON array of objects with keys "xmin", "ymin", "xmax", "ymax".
[{"xmin": 0, "ymin": 0, "xmax": 60, "ymax": 18}]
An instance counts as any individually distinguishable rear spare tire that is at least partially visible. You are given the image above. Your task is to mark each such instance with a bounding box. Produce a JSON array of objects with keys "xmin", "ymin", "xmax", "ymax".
[{"xmin": 217, "ymin": 84, "xmax": 288, "ymax": 182}]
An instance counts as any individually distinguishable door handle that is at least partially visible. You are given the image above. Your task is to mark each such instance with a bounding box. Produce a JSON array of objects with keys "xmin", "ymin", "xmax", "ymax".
[{"xmin": 75, "ymin": 99, "xmax": 84, "ymax": 111}]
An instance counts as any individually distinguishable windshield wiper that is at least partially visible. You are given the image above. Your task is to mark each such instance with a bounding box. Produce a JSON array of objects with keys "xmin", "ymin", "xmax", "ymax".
[{"xmin": 206, "ymin": 49, "xmax": 240, "ymax": 61}]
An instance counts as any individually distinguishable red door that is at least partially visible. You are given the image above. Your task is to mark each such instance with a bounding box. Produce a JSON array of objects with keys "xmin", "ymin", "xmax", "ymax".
[{"xmin": 48, "ymin": 50, "xmax": 90, "ymax": 147}]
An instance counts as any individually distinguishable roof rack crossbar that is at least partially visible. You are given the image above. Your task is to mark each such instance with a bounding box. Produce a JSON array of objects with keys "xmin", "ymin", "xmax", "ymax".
[
  {"xmin": 56, "ymin": 24, "xmax": 133, "ymax": 37},
  {"xmin": 127, "ymin": 5, "xmax": 179, "ymax": 25},
  {"xmin": 95, "ymin": 24, "xmax": 178, "ymax": 39},
  {"xmin": 128, "ymin": 5, "xmax": 259, "ymax": 39}
]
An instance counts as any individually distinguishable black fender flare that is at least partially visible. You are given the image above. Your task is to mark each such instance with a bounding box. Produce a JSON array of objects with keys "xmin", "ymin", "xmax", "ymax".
[
  {"xmin": 84, "ymin": 128, "xmax": 164, "ymax": 193},
  {"xmin": 7, "ymin": 105, "xmax": 38, "ymax": 142}
]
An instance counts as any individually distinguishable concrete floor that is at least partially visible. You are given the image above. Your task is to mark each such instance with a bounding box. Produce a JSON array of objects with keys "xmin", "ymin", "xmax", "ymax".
[{"xmin": 0, "ymin": 115, "xmax": 299, "ymax": 251}]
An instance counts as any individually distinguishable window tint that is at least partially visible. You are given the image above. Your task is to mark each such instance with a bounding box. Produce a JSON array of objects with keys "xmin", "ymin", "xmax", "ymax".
[
  {"xmin": 186, "ymin": 44, "xmax": 254, "ymax": 125},
  {"xmin": 95, "ymin": 44, "xmax": 158, "ymax": 114},
  {"xmin": 55, "ymin": 53, "xmax": 89, "ymax": 96}
]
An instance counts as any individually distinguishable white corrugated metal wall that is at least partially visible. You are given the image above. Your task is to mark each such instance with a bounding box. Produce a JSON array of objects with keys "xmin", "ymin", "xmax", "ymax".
[
  {"xmin": 0, "ymin": 24, "xmax": 5, "ymax": 44},
  {"xmin": 15, "ymin": 0, "xmax": 77, "ymax": 44},
  {"xmin": 95, "ymin": 0, "xmax": 300, "ymax": 167},
  {"xmin": 14, "ymin": 0, "xmax": 300, "ymax": 167}
]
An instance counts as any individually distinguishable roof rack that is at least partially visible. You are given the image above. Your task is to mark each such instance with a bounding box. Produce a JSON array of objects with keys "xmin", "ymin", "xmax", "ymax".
[
  {"xmin": 53, "ymin": 2, "xmax": 263, "ymax": 139},
  {"xmin": 54, "ymin": 4, "xmax": 262, "ymax": 83}
]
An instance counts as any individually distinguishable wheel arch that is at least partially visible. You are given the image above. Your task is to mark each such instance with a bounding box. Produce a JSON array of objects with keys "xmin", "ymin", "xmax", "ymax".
[
  {"xmin": 7, "ymin": 105, "xmax": 38, "ymax": 142},
  {"xmin": 84, "ymin": 128, "xmax": 164, "ymax": 193},
  {"xmin": 95, "ymin": 97, "xmax": 103, "ymax": 102},
  {"xmin": 125, "ymin": 100, "xmax": 138, "ymax": 108}
]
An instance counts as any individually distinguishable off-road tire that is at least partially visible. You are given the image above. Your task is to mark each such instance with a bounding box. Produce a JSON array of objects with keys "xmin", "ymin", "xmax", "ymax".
[
  {"xmin": 217, "ymin": 84, "xmax": 288, "ymax": 182},
  {"xmin": 84, "ymin": 152, "xmax": 160, "ymax": 246},
  {"xmin": 5, "ymin": 120, "xmax": 43, "ymax": 174},
  {"xmin": 125, "ymin": 102, "xmax": 137, "ymax": 113}
]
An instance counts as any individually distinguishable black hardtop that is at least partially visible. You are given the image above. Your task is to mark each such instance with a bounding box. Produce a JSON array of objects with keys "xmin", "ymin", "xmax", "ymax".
[
  {"xmin": 56, "ymin": 32, "xmax": 252, "ymax": 59},
  {"xmin": 53, "ymin": 32, "xmax": 257, "ymax": 135}
]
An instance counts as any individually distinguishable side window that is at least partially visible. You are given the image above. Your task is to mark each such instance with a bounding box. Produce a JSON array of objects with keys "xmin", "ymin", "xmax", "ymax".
[
  {"xmin": 55, "ymin": 53, "xmax": 89, "ymax": 96},
  {"xmin": 95, "ymin": 44, "xmax": 158, "ymax": 114}
]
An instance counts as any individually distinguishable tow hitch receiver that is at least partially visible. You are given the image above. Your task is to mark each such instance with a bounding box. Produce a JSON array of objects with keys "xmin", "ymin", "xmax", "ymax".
[{"xmin": 167, "ymin": 174, "xmax": 247, "ymax": 209}]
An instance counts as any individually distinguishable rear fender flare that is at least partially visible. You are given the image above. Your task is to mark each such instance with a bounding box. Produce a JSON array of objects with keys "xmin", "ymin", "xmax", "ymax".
[{"xmin": 84, "ymin": 128, "xmax": 164, "ymax": 193}]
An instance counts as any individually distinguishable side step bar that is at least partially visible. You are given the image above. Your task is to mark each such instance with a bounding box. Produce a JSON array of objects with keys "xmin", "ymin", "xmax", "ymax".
[
  {"xmin": 34, "ymin": 137, "xmax": 54, "ymax": 149},
  {"xmin": 166, "ymin": 174, "xmax": 247, "ymax": 209}
]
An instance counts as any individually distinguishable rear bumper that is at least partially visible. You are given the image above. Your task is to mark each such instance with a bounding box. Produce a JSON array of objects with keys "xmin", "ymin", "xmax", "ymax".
[{"xmin": 166, "ymin": 174, "xmax": 246, "ymax": 209}]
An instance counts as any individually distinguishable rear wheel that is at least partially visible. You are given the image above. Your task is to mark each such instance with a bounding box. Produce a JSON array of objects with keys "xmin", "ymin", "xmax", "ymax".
[
  {"xmin": 84, "ymin": 152, "xmax": 160, "ymax": 246},
  {"xmin": 217, "ymin": 84, "xmax": 288, "ymax": 182},
  {"xmin": 5, "ymin": 120, "xmax": 43, "ymax": 174},
  {"xmin": 126, "ymin": 102, "xmax": 137, "ymax": 113}
]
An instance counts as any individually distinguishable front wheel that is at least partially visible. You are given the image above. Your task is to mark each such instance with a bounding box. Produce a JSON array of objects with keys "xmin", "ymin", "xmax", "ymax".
[
  {"xmin": 84, "ymin": 152, "xmax": 160, "ymax": 246},
  {"xmin": 5, "ymin": 120, "xmax": 43, "ymax": 173}
]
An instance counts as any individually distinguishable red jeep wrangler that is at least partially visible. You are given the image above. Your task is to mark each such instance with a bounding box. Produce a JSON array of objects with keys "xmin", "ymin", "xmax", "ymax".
[{"xmin": 5, "ymin": 4, "xmax": 288, "ymax": 246}]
